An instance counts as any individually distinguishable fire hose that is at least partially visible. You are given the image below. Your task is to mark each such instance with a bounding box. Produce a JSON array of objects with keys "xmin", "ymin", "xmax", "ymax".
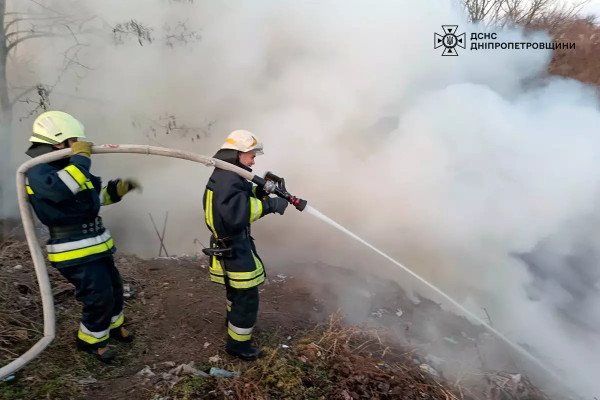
[{"xmin": 0, "ymin": 144, "xmax": 307, "ymax": 380}]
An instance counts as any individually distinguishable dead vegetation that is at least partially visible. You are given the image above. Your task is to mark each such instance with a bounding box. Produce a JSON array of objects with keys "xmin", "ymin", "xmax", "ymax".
[
  {"xmin": 0, "ymin": 237, "xmax": 84, "ymax": 399},
  {"xmin": 0, "ymin": 233, "xmax": 556, "ymax": 400},
  {"xmin": 153, "ymin": 314, "xmax": 465, "ymax": 400},
  {"xmin": 461, "ymin": 0, "xmax": 590, "ymax": 27},
  {"xmin": 460, "ymin": 0, "xmax": 600, "ymax": 89},
  {"xmin": 155, "ymin": 315, "xmax": 554, "ymax": 400},
  {"xmin": 231, "ymin": 317, "xmax": 463, "ymax": 399},
  {"xmin": 537, "ymin": 18, "xmax": 600, "ymax": 87},
  {"xmin": 0, "ymin": 238, "xmax": 48, "ymax": 361},
  {"xmin": 0, "ymin": 235, "xmax": 149, "ymax": 400},
  {"xmin": 485, "ymin": 371, "xmax": 551, "ymax": 400}
]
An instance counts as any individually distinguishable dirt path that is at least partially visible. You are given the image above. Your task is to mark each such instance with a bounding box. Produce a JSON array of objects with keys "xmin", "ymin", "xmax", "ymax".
[{"xmin": 84, "ymin": 256, "xmax": 327, "ymax": 400}]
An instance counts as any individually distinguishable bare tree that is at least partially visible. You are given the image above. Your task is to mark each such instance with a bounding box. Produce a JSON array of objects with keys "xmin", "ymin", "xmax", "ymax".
[
  {"xmin": 112, "ymin": 18, "xmax": 201, "ymax": 47},
  {"xmin": 461, "ymin": 0, "xmax": 591, "ymax": 28},
  {"xmin": 131, "ymin": 113, "xmax": 215, "ymax": 147},
  {"xmin": 0, "ymin": 0, "xmax": 100, "ymax": 229},
  {"xmin": 1, "ymin": 1, "xmax": 97, "ymax": 123},
  {"xmin": 0, "ymin": 1, "xmax": 201, "ymax": 230},
  {"xmin": 498, "ymin": 0, "xmax": 590, "ymax": 28},
  {"xmin": 112, "ymin": 19, "xmax": 153, "ymax": 46},
  {"xmin": 462, "ymin": 0, "xmax": 503, "ymax": 23},
  {"xmin": 0, "ymin": 1, "xmax": 9, "ymax": 125}
]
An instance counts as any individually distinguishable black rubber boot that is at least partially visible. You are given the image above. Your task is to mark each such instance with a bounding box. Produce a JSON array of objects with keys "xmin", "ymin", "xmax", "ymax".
[
  {"xmin": 76, "ymin": 339, "xmax": 116, "ymax": 363},
  {"xmin": 110, "ymin": 326, "xmax": 134, "ymax": 343},
  {"xmin": 226, "ymin": 346, "xmax": 263, "ymax": 361}
]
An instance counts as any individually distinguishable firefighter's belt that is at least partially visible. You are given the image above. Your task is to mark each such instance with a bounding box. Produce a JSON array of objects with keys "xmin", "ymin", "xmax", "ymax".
[
  {"xmin": 202, "ymin": 247, "xmax": 233, "ymax": 259},
  {"xmin": 49, "ymin": 217, "xmax": 105, "ymax": 239},
  {"xmin": 214, "ymin": 230, "xmax": 249, "ymax": 246}
]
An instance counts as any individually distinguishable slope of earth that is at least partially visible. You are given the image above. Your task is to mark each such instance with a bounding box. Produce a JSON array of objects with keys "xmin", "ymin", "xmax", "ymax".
[{"xmin": 0, "ymin": 237, "xmax": 558, "ymax": 400}]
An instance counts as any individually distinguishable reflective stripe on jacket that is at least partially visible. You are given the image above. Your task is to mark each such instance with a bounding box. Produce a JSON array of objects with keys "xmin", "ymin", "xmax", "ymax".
[
  {"xmin": 203, "ymin": 160, "xmax": 273, "ymax": 289},
  {"xmin": 26, "ymin": 154, "xmax": 123, "ymax": 268}
]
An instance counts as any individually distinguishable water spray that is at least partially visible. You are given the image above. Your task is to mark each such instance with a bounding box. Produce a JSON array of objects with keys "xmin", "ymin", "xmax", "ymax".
[
  {"xmin": 303, "ymin": 205, "xmax": 564, "ymax": 384},
  {"xmin": 241, "ymin": 166, "xmax": 561, "ymax": 384}
]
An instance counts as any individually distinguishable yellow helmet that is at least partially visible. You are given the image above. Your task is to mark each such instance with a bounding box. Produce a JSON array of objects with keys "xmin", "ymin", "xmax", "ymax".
[
  {"xmin": 220, "ymin": 130, "xmax": 264, "ymax": 154},
  {"xmin": 29, "ymin": 111, "xmax": 86, "ymax": 145}
]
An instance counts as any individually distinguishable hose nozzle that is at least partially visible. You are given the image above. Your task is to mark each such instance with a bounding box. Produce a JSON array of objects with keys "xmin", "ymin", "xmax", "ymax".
[
  {"xmin": 252, "ymin": 173, "xmax": 308, "ymax": 212},
  {"xmin": 289, "ymin": 195, "xmax": 307, "ymax": 211}
]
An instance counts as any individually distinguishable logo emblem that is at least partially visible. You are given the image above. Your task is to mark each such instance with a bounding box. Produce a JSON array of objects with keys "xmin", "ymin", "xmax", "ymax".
[{"xmin": 434, "ymin": 25, "xmax": 466, "ymax": 56}]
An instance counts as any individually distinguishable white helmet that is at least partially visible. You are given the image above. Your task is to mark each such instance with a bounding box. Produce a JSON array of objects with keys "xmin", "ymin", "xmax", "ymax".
[
  {"xmin": 220, "ymin": 130, "xmax": 264, "ymax": 154},
  {"xmin": 29, "ymin": 111, "xmax": 86, "ymax": 145}
]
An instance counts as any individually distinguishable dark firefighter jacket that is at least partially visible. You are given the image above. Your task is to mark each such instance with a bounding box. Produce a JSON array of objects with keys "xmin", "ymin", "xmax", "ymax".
[
  {"xmin": 25, "ymin": 152, "xmax": 123, "ymax": 268},
  {"xmin": 203, "ymin": 149, "xmax": 276, "ymax": 289}
]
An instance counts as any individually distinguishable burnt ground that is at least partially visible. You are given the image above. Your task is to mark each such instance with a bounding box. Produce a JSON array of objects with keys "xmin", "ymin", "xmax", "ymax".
[{"xmin": 0, "ymin": 236, "xmax": 564, "ymax": 400}]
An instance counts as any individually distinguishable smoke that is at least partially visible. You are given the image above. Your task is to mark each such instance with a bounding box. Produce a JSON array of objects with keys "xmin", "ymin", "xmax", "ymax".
[
  {"xmin": 0, "ymin": 121, "xmax": 14, "ymax": 219},
  {"xmin": 5, "ymin": 0, "xmax": 600, "ymax": 396}
]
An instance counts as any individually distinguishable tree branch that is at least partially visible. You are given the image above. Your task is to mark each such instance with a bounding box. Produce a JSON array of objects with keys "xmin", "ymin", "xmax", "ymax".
[
  {"xmin": 6, "ymin": 29, "xmax": 98, "ymax": 53},
  {"xmin": 6, "ymin": 33, "xmax": 50, "ymax": 52},
  {"xmin": 60, "ymin": 42, "xmax": 93, "ymax": 70},
  {"xmin": 63, "ymin": 24, "xmax": 81, "ymax": 45},
  {"xmin": 4, "ymin": 12, "xmax": 55, "ymax": 16},
  {"xmin": 9, "ymin": 86, "xmax": 37, "ymax": 107},
  {"xmin": 27, "ymin": 0, "xmax": 67, "ymax": 17},
  {"xmin": 5, "ymin": 31, "xmax": 43, "ymax": 40},
  {"xmin": 4, "ymin": 15, "xmax": 65, "ymax": 32},
  {"xmin": 5, "ymin": 21, "xmax": 79, "ymax": 38},
  {"xmin": 15, "ymin": 41, "xmax": 94, "ymax": 118}
]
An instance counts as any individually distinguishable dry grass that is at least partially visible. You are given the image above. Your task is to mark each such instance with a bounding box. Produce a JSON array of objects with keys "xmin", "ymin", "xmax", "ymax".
[
  {"xmin": 161, "ymin": 313, "xmax": 557, "ymax": 400},
  {"xmin": 0, "ymin": 234, "xmax": 148, "ymax": 400},
  {"xmin": 0, "ymin": 239, "xmax": 58, "ymax": 361},
  {"xmin": 165, "ymin": 314, "xmax": 469, "ymax": 400},
  {"xmin": 0, "ymin": 237, "xmax": 85, "ymax": 399},
  {"xmin": 0, "ymin": 231, "xmax": 556, "ymax": 400},
  {"xmin": 527, "ymin": 17, "xmax": 600, "ymax": 88}
]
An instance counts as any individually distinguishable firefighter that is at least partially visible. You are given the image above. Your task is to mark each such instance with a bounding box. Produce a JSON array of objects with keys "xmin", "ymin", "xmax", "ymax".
[
  {"xmin": 24, "ymin": 111, "xmax": 141, "ymax": 363},
  {"xmin": 203, "ymin": 130, "xmax": 288, "ymax": 361}
]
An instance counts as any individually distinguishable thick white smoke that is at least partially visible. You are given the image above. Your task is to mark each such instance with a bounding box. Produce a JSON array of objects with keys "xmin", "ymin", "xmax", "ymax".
[{"xmin": 5, "ymin": 0, "xmax": 600, "ymax": 397}]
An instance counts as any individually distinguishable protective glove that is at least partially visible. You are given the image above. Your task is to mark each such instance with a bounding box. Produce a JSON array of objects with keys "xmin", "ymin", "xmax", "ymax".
[
  {"xmin": 71, "ymin": 141, "xmax": 93, "ymax": 158},
  {"xmin": 254, "ymin": 185, "xmax": 268, "ymax": 200},
  {"xmin": 116, "ymin": 178, "xmax": 142, "ymax": 197},
  {"xmin": 266, "ymin": 197, "xmax": 288, "ymax": 215}
]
